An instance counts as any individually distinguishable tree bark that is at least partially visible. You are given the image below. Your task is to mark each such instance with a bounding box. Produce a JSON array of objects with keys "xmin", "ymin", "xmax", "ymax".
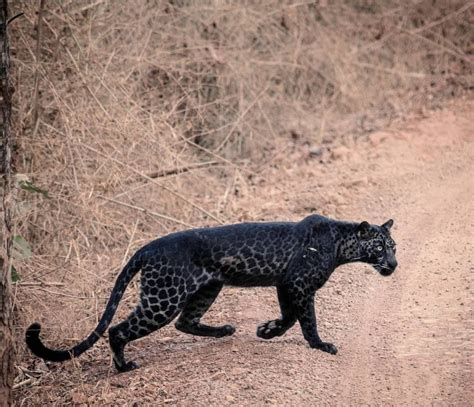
[{"xmin": 0, "ymin": 0, "xmax": 15, "ymax": 405}]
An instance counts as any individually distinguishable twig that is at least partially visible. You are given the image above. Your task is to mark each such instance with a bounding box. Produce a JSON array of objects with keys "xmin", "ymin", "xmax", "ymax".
[
  {"xmin": 123, "ymin": 161, "xmax": 224, "ymax": 192},
  {"xmin": 32, "ymin": 0, "xmax": 45, "ymax": 135},
  {"xmin": 217, "ymin": 168, "xmax": 237, "ymax": 214},
  {"xmin": 404, "ymin": 30, "xmax": 473, "ymax": 66},
  {"xmin": 178, "ymin": 133, "xmax": 285, "ymax": 193},
  {"xmin": 80, "ymin": 140, "xmax": 223, "ymax": 224},
  {"xmin": 409, "ymin": 2, "xmax": 473, "ymax": 35},
  {"xmin": 30, "ymin": 287, "xmax": 109, "ymax": 300},
  {"xmin": 214, "ymin": 85, "xmax": 270, "ymax": 153},
  {"xmin": 165, "ymin": 116, "xmax": 272, "ymax": 181},
  {"xmin": 12, "ymin": 378, "xmax": 38, "ymax": 390},
  {"xmin": 98, "ymin": 195, "xmax": 195, "ymax": 228},
  {"xmin": 355, "ymin": 2, "xmax": 474, "ymax": 64},
  {"xmin": 121, "ymin": 219, "xmax": 138, "ymax": 266},
  {"xmin": 146, "ymin": 160, "xmax": 221, "ymax": 179},
  {"xmin": 352, "ymin": 62, "xmax": 427, "ymax": 78},
  {"xmin": 65, "ymin": 47, "xmax": 115, "ymax": 121},
  {"xmin": 7, "ymin": 12, "xmax": 23, "ymax": 25},
  {"xmin": 19, "ymin": 281, "xmax": 65, "ymax": 287}
]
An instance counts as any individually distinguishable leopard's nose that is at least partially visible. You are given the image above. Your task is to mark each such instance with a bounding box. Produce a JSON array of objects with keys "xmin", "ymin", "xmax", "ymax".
[{"xmin": 387, "ymin": 258, "xmax": 398, "ymax": 270}]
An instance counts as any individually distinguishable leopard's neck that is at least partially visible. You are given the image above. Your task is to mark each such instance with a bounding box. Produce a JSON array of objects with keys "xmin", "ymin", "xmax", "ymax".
[{"xmin": 333, "ymin": 222, "xmax": 362, "ymax": 267}]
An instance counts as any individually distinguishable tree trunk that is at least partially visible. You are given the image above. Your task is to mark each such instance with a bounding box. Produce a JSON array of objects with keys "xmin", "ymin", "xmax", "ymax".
[{"xmin": 0, "ymin": 0, "xmax": 15, "ymax": 405}]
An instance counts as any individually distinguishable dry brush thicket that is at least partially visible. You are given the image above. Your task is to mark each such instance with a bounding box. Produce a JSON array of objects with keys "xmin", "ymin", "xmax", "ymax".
[{"xmin": 5, "ymin": 0, "xmax": 472, "ymax": 382}]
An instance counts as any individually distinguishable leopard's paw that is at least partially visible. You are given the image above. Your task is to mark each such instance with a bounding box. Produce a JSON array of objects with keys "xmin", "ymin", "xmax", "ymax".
[
  {"xmin": 117, "ymin": 361, "xmax": 139, "ymax": 373},
  {"xmin": 217, "ymin": 324, "xmax": 236, "ymax": 337},
  {"xmin": 256, "ymin": 320, "xmax": 283, "ymax": 339},
  {"xmin": 311, "ymin": 341, "xmax": 338, "ymax": 355}
]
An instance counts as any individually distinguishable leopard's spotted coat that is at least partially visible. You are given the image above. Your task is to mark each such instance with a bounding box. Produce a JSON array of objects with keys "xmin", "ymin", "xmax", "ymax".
[{"xmin": 26, "ymin": 215, "xmax": 398, "ymax": 372}]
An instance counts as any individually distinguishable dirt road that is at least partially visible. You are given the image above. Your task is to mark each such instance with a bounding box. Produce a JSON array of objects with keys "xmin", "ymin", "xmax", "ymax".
[{"xmin": 17, "ymin": 102, "xmax": 473, "ymax": 405}]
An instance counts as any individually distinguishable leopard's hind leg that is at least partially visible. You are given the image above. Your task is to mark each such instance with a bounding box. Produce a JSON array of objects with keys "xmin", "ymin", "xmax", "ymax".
[
  {"xmin": 108, "ymin": 266, "xmax": 189, "ymax": 372},
  {"xmin": 108, "ymin": 264, "xmax": 223, "ymax": 372},
  {"xmin": 175, "ymin": 281, "xmax": 235, "ymax": 337},
  {"xmin": 108, "ymin": 297, "xmax": 183, "ymax": 372}
]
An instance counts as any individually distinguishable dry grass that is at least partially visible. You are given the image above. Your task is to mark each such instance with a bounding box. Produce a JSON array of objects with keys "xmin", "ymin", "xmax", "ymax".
[{"xmin": 4, "ymin": 0, "xmax": 472, "ymax": 404}]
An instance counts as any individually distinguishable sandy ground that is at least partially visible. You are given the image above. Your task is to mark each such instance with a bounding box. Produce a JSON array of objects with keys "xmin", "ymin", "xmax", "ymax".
[{"xmin": 15, "ymin": 102, "xmax": 473, "ymax": 405}]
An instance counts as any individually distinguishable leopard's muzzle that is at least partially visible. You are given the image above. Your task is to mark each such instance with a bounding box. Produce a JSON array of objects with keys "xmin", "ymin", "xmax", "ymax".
[{"xmin": 374, "ymin": 258, "xmax": 397, "ymax": 276}]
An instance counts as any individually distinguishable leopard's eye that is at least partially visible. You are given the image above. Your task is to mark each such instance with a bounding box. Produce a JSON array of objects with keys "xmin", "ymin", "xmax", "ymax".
[{"xmin": 377, "ymin": 246, "xmax": 383, "ymax": 251}]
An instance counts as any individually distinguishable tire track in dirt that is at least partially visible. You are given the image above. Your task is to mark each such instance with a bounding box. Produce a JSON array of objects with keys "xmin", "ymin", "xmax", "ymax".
[
  {"xmin": 393, "ymin": 176, "xmax": 473, "ymax": 405},
  {"xmin": 340, "ymin": 164, "xmax": 473, "ymax": 405}
]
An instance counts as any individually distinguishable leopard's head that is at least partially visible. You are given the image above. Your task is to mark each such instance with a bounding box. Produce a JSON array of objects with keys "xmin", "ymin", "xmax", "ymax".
[{"xmin": 356, "ymin": 219, "xmax": 397, "ymax": 276}]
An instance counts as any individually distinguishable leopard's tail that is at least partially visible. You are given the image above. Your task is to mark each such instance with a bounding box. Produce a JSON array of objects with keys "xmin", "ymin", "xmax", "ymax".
[{"xmin": 25, "ymin": 251, "xmax": 143, "ymax": 362}]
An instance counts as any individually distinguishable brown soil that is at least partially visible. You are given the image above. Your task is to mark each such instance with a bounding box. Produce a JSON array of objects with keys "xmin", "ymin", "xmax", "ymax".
[{"xmin": 15, "ymin": 101, "xmax": 473, "ymax": 405}]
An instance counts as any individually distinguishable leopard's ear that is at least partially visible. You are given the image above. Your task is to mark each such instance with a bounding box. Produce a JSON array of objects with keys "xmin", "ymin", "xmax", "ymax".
[
  {"xmin": 382, "ymin": 219, "xmax": 394, "ymax": 231},
  {"xmin": 356, "ymin": 221, "xmax": 371, "ymax": 238}
]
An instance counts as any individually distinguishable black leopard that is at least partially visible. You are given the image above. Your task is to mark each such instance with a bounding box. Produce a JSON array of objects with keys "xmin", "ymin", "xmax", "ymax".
[{"xmin": 26, "ymin": 215, "xmax": 398, "ymax": 372}]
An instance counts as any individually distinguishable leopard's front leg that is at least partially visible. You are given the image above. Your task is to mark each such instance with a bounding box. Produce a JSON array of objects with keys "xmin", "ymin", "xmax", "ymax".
[
  {"xmin": 294, "ymin": 292, "xmax": 337, "ymax": 355},
  {"xmin": 257, "ymin": 243, "xmax": 337, "ymax": 353},
  {"xmin": 257, "ymin": 285, "xmax": 297, "ymax": 339}
]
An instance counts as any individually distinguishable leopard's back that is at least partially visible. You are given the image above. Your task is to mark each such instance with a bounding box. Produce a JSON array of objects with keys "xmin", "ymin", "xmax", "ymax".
[{"xmin": 147, "ymin": 222, "xmax": 302, "ymax": 286}]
